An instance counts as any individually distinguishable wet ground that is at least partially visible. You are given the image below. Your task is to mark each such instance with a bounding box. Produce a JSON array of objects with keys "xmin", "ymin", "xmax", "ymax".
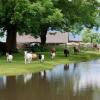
[{"xmin": 0, "ymin": 59, "xmax": 100, "ymax": 100}]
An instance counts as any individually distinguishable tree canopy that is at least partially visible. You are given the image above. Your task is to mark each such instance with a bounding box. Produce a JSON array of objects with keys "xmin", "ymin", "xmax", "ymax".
[
  {"xmin": 82, "ymin": 28, "xmax": 100, "ymax": 43},
  {"xmin": 0, "ymin": 0, "xmax": 63, "ymax": 34},
  {"xmin": 53, "ymin": 0, "xmax": 100, "ymax": 31},
  {"xmin": 0, "ymin": 0, "xmax": 64, "ymax": 51},
  {"xmin": 0, "ymin": 0, "xmax": 100, "ymax": 52}
]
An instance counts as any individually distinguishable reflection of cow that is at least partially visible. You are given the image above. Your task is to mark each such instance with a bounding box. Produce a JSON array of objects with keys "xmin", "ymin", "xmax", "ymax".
[
  {"xmin": 64, "ymin": 64, "xmax": 69, "ymax": 70},
  {"xmin": 0, "ymin": 42, "xmax": 6, "ymax": 55}
]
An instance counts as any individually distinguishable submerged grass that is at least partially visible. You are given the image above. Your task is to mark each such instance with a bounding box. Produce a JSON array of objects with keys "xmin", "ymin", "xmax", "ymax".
[{"xmin": 0, "ymin": 50, "xmax": 100, "ymax": 76}]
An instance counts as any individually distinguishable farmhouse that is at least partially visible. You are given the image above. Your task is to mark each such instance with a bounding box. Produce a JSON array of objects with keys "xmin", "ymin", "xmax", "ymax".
[{"xmin": 17, "ymin": 32, "xmax": 69, "ymax": 44}]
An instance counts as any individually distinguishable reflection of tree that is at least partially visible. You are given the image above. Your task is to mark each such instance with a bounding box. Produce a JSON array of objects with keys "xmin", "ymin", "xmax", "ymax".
[
  {"xmin": 7, "ymin": 76, "xmax": 17, "ymax": 100},
  {"xmin": 0, "ymin": 71, "xmax": 93, "ymax": 100},
  {"xmin": 0, "ymin": 76, "xmax": 17, "ymax": 100},
  {"xmin": 0, "ymin": 76, "xmax": 6, "ymax": 89},
  {"xmin": 15, "ymin": 72, "xmax": 50, "ymax": 100}
]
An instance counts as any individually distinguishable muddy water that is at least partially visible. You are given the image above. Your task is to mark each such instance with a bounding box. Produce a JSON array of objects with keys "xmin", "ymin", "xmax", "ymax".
[{"xmin": 0, "ymin": 59, "xmax": 100, "ymax": 100}]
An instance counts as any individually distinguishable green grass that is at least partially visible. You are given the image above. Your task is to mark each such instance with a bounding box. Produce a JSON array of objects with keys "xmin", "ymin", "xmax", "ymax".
[{"xmin": 0, "ymin": 50, "xmax": 100, "ymax": 76}]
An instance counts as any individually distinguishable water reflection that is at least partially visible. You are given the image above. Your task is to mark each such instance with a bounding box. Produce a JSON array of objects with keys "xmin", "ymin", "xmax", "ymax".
[
  {"xmin": 23, "ymin": 73, "xmax": 32, "ymax": 83},
  {"xmin": 40, "ymin": 70, "xmax": 46, "ymax": 79},
  {"xmin": 0, "ymin": 76, "xmax": 6, "ymax": 89},
  {"xmin": 64, "ymin": 64, "xmax": 69, "ymax": 70},
  {"xmin": 73, "ymin": 63, "xmax": 78, "ymax": 69},
  {"xmin": 0, "ymin": 60, "xmax": 100, "ymax": 100}
]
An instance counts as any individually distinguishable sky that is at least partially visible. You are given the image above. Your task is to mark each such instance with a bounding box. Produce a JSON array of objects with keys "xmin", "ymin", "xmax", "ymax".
[
  {"xmin": 69, "ymin": 27, "xmax": 100, "ymax": 41},
  {"xmin": 69, "ymin": 33, "xmax": 82, "ymax": 41},
  {"xmin": 0, "ymin": 32, "xmax": 6, "ymax": 42}
]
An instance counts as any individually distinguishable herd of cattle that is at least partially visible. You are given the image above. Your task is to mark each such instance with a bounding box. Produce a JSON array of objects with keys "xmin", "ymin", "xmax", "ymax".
[
  {"xmin": 6, "ymin": 48, "xmax": 56, "ymax": 64},
  {"xmin": 5, "ymin": 47, "xmax": 80, "ymax": 64},
  {"xmin": 0, "ymin": 42, "xmax": 100, "ymax": 64}
]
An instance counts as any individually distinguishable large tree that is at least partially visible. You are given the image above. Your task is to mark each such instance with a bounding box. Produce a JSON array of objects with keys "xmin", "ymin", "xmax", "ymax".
[
  {"xmin": 0, "ymin": 0, "xmax": 63, "ymax": 52},
  {"xmin": 28, "ymin": 0, "xmax": 64, "ymax": 46},
  {"xmin": 0, "ymin": 0, "xmax": 36, "ymax": 52}
]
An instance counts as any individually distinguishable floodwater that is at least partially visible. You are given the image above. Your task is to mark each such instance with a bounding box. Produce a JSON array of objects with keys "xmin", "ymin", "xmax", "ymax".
[{"xmin": 0, "ymin": 60, "xmax": 100, "ymax": 100}]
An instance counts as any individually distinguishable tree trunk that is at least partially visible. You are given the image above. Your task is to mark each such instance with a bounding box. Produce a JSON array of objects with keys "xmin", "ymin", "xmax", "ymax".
[
  {"xmin": 40, "ymin": 33, "xmax": 47, "ymax": 46},
  {"xmin": 40, "ymin": 25, "xmax": 48, "ymax": 46},
  {"xmin": 0, "ymin": 42, "xmax": 6, "ymax": 55},
  {"xmin": 6, "ymin": 25, "xmax": 17, "ymax": 53}
]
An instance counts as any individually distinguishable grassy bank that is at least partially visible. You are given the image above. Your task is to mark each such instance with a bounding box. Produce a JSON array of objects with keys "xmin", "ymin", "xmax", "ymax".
[{"xmin": 0, "ymin": 50, "xmax": 100, "ymax": 76}]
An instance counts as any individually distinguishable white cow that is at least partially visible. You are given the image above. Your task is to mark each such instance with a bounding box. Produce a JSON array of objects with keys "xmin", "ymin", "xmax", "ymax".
[
  {"xmin": 39, "ymin": 54, "xmax": 45, "ymax": 62},
  {"xmin": 51, "ymin": 52, "xmax": 56, "ymax": 59},
  {"xmin": 6, "ymin": 53, "xmax": 13, "ymax": 63},
  {"xmin": 41, "ymin": 54, "xmax": 44, "ymax": 62},
  {"xmin": 24, "ymin": 51, "xmax": 32, "ymax": 64}
]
